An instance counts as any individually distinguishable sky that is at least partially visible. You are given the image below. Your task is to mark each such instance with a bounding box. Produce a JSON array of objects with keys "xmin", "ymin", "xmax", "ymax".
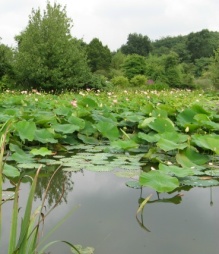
[{"xmin": 1, "ymin": 0, "xmax": 219, "ymax": 51}]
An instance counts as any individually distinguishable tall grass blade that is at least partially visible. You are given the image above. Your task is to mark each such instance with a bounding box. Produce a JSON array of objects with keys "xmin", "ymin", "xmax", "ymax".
[
  {"xmin": 38, "ymin": 240, "xmax": 80, "ymax": 254},
  {"xmin": 8, "ymin": 183, "xmax": 20, "ymax": 254},
  {"xmin": 37, "ymin": 204, "xmax": 80, "ymax": 252},
  {"xmin": 15, "ymin": 166, "xmax": 42, "ymax": 253},
  {"xmin": 0, "ymin": 120, "xmax": 13, "ymax": 239}
]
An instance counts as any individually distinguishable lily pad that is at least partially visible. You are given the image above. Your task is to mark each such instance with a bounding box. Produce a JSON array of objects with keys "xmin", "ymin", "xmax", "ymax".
[
  {"xmin": 139, "ymin": 171, "xmax": 179, "ymax": 192},
  {"xmin": 30, "ymin": 147, "xmax": 53, "ymax": 156},
  {"xmin": 126, "ymin": 180, "xmax": 142, "ymax": 189},
  {"xmin": 180, "ymin": 176, "xmax": 219, "ymax": 187}
]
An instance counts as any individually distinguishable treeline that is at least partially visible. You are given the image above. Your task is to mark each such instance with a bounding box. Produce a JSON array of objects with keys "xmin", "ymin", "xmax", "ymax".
[{"xmin": 1, "ymin": 1, "xmax": 219, "ymax": 92}]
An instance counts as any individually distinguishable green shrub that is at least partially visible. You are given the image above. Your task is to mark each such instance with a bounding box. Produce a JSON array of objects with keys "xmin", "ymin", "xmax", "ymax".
[
  {"xmin": 87, "ymin": 74, "xmax": 111, "ymax": 90},
  {"xmin": 130, "ymin": 75, "xmax": 147, "ymax": 86},
  {"xmin": 111, "ymin": 76, "xmax": 129, "ymax": 87},
  {"xmin": 193, "ymin": 78, "xmax": 215, "ymax": 91},
  {"xmin": 146, "ymin": 82, "xmax": 170, "ymax": 91}
]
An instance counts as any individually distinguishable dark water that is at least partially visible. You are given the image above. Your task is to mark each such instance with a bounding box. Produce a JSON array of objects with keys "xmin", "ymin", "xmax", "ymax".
[{"xmin": 2, "ymin": 170, "xmax": 219, "ymax": 254}]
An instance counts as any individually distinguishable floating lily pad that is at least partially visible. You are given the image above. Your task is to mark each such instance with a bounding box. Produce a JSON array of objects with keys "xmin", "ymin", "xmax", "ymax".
[
  {"xmin": 115, "ymin": 171, "xmax": 139, "ymax": 178},
  {"xmin": 17, "ymin": 163, "xmax": 44, "ymax": 169},
  {"xmin": 85, "ymin": 165, "xmax": 114, "ymax": 172},
  {"xmin": 71, "ymin": 245, "xmax": 94, "ymax": 254},
  {"xmin": 205, "ymin": 169, "xmax": 219, "ymax": 177},
  {"xmin": 126, "ymin": 180, "xmax": 142, "ymax": 189},
  {"xmin": 30, "ymin": 147, "xmax": 53, "ymax": 156},
  {"xmin": 180, "ymin": 176, "xmax": 219, "ymax": 187}
]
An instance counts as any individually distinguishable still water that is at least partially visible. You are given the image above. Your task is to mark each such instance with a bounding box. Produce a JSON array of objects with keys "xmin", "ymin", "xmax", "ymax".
[{"xmin": 2, "ymin": 170, "xmax": 219, "ymax": 254}]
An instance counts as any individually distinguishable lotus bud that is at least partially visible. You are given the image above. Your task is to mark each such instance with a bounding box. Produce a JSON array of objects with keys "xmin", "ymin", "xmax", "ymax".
[{"xmin": 185, "ymin": 126, "xmax": 189, "ymax": 133}]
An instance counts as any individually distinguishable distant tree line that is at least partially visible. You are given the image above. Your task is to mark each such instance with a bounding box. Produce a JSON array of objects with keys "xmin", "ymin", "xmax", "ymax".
[{"xmin": 1, "ymin": 1, "xmax": 219, "ymax": 91}]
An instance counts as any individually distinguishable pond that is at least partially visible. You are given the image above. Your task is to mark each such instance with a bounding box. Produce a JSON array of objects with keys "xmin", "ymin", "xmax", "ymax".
[{"xmin": 2, "ymin": 169, "xmax": 219, "ymax": 254}]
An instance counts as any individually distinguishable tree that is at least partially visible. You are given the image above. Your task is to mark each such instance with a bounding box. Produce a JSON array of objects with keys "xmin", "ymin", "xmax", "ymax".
[
  {"xmin": 121, "ymin": 33, "xmax": 152, "ymax": 57},
  {"xmin": 0, "ymin": 40, "xmax": 14, "ymax": 79},
  {"xmin": 209, "ymin": 48, "xmax": 219, "ymax": 88},
  {"xmin": 86, "ymin": 38, "xmax": 112, "ymax": 73},
  {"xmin": 162, "ymin": 52, "xmax": 182, "ymax": 87},
  {"xmin": 14, "ymin": 2, "xmax": 91, "ymax": 91},
  {"xmin": 122, "ymin": 54, "xmax": 146, "ymax": 80},
  {"xmin": 145, "ymin": 54, "xmax": 165, "ymax": 81},
  {"xmin": 186, "ymin": 29, "xmax": 219, "ymax": 62},
  {"xmin": 109, "ymin": 50, "xmax": 126, "ymax": 78},
  {"xmin": 152, "ymin": 35, "xmax": 190, "ymax": 62}
]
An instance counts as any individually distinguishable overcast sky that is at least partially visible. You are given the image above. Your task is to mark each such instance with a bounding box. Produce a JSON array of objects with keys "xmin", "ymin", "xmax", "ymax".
[{"xmin": 1, "ymin": 0, "xmax": 219, "ymax": 51}]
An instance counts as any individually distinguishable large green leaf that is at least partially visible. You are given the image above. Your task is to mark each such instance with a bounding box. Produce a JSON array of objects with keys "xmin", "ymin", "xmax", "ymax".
[
  {"xmin": 95, "ymin": 122, "xmax": 119, "ymax": 141},
  {"xmin": 148, "ymin": 118, "xmax": 176, "ymax": 133},
  {"xmin": 139, "ymin": 171, "xmax": 179, "ymax": 192},
  {"xmin": 34, "ymin": 128, "xmax": 57, "ymax": 143},
  {"xmin": 159, "ymin": 163, "xmax": 194, "ymax": 177},
  {"xmin": 78, "ymin": 97, "xmax": 98, "ymax": 108},
  {"xmin": 9, "ymin": 144, "xmax": 34, "ymax": 163},
  {"xmin": 180, "ymin": 176, "xmax": 219, "ymax": 187},
  {"xmin": 111, "ymin": 140, "xmax": 139, "ymax": 150},
  {"xmin": 191, "ymin": 134, "xmax": 219, "ymax": 154},
  {"xmin": 3, "ymin": 164, "xmax": 20, "ymax": 178},
  {"xmin": 67, "ymin": 116, "xmax": 85, "ymax": 129},
  {"xmin": 138, "ymin": 132, "xmax": 160, "ymax": 143},
  {"xmin": 30, "ymin": 147, "xmax": 53, "ymax": 156},
  {"xmin": 176, "ymin": 149, "xmax": 206, "ymax": 171},
  {"xmin": 77, "ymin": 134, "xmax": 100, "ymax": 145},
  {"xmin": 156, "ymin": 131, "xmax": 188, "ymax": 151},
  {"xmin": 177, "ymin": 104, "xmax": 210, "ymax": 127},
  {"xmin": 52, "ymin": 123, "xmax": 80, "ymax": 134},
  {"xmin": 15, "ymin": 121, "xmax": 36, "ymax": 141}
]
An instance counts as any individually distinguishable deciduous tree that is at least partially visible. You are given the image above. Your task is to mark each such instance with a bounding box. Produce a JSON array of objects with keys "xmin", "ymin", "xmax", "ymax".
[
  {"xmin": 86, "ymin": 38, "xmax": 112, "ymax": 73},
  {"xmin": 121, "ymin": 33, "xmax": 152, "ymax": 57},
  {"xmin": 14, "ymin": 2, "xmax": 91, "ymax": 91}
]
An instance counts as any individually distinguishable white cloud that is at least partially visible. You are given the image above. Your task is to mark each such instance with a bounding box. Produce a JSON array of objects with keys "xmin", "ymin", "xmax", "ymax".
[{"xmin": 0, "ymin": 0, "xmax": 219, "ymax": 50}]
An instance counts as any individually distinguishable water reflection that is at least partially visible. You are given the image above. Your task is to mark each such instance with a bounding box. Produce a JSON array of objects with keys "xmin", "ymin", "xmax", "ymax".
[
  {"xmin": 34, "ymin": 165, "xmax": 74, "ymax": 207},
  {"xmin": 42, "ymin": 170, "xmax": 219, "ymax": 254},
  {"xmin": 2, "ymin": 169, "xmax": 219, "ymax": 254}
]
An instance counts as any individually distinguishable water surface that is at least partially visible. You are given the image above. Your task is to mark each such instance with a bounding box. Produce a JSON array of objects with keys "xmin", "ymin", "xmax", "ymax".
[{"xmin": 41, "ymin": 171, "xmax": 219, "ymax": 254}]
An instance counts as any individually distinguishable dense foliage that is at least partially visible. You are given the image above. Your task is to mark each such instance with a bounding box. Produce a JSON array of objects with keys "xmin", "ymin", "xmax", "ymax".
[
  {"xmin": 1, "ymin": 89, "xmax": 219, "ymax": 193},
  {"xmin": 86, "ymin": 38, "xmax": 112, "ymax": 73},
  {"xmin": 14, "ymin": 2, "xmax": 91, "ymax": 91},
  {"xmin": 121, "ymin": 33, "xmax": 152, "ymax": 57},
  {"xmin": 0, "ymin": 1, "xmax": 219, "ymax": 91}
]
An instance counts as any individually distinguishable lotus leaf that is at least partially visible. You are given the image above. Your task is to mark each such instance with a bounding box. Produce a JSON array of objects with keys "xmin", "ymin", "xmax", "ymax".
[
  {"xmin": 95, "ymin": 122, "xmax": 119, "ymax": 141},
  {"xmin": 139, "ymin": 171, "xmax": 179, "ymax": 192},
  {"xmin": 148, "ymin": 118, "xmax": 175, "ymax": 133},
  {"xmin": 180, "ymin": 176, "xmax": 219, "ymax": 187},
  {"xmin": 15, "ymin": 121, "xmax": 36, "ymax": 141},
  {"xmin": 3, "ymin": 164, "xmax": 20, "ymax": 178},
  {"xmin": 192, "ymin": 134, "xmax": 219, "ymax": 154},
  {"xmin": 30, "ymin": 147, "xmax": 53, "ymax": 156},
  {"xmin": 159, "ymin": 163, "xmax": 194, "ymax": 177}
]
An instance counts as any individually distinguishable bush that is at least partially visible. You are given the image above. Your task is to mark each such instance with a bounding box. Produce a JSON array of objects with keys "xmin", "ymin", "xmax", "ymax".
[
  {"xmin": 193, "ymin": 78, "xmax": 214, "ymax": 91},
  {"xmin": 111, "ymin": 76, "xmax": 129, "ymax": 87},
  {"xmin": 86, "ymin": 74, "xmax": 111, "ymax": 90},
  {"xmin": 146, "ymin": 82, "xmax": 170, "ymax": 91},
  {"xmin": 130, "ymin": 75, "xmax": 147, "ymax": 86}
]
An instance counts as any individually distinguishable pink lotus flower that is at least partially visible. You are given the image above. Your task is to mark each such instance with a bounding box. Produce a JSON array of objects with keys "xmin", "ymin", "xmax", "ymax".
[{"xmin": 71, "ymin": 100, "xmax": 77, "ymax": 107}]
